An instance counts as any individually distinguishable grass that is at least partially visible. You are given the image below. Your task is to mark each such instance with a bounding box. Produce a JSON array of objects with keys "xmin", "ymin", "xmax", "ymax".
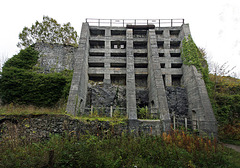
[
  {"xmin": 1, "ymin": 130, "xmax": 239, "ymax": 168},
  {"xmin": 0, "ymin": 104, "xmax": 127, "ymax": 125},
  {"xmin": 0, "ymin": 104, "xmax": 66, "ymax": 115}
]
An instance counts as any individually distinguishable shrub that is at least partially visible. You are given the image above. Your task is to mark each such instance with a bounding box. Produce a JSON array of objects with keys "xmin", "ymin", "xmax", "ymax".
[{"xmin": 0, "ymin": 46, "xmax": 72, "ymax": 107}]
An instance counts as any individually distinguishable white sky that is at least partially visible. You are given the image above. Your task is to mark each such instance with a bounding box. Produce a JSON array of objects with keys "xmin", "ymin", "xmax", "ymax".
[{"xmin": 0, "ymin": 0, "xmax": 240, "ymax": 77}]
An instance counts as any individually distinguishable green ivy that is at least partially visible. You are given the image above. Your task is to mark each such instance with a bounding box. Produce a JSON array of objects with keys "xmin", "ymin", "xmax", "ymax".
[{"xmin": 181, "ymin": 35, "xmax": 213, "ymax": 97}]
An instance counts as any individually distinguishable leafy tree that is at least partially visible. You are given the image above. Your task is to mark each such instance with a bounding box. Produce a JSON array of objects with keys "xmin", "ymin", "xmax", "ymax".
[{"xmin": 17, "ymin": 16, "xmax": 79, "ymax": 48}]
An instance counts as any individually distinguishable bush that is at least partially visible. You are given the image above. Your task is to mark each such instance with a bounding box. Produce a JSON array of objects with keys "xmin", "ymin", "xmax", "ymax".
[
  {"xmin": 1, "ymin": 131, "xmax": 238, "ymax": 168},
  {"xmin": 0, "ymin": 46, "xmax": 72, "ymax": 107}
]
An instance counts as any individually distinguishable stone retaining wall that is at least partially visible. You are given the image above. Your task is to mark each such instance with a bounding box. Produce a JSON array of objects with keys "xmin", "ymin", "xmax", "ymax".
[{"xmin": 0, "ymin": 115, "xmax": 163, "ymax": 141}]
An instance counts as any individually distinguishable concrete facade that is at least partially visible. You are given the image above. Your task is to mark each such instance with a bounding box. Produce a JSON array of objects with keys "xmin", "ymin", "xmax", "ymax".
[{"xmin": 35, "ymin": 19, "xmax": 217, "ymax": 136}]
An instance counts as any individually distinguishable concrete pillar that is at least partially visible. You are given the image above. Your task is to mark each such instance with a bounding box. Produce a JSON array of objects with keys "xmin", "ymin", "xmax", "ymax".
[
  {"xmin": 182, "ymin": 65, "xmax": 218, "ymax": 137},
  {"xmin": 66, "ymin": 23, "xmax": 90, "ymax": 116},
  {"xmin": 126, "ymin": 29, "xmax": 137, "ymax": 119},
  {"xmin": 148, "ymin": 29, "xmax": 171, "ymax": 131},
  {"xmin": 104, "ymin": 28, "xmax": 111, "ymax": 84}
]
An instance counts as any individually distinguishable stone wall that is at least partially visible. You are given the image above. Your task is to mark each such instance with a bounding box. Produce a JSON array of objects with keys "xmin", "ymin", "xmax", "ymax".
[
  {"xmin": 165, "ymin": 86, "xmax": 188, "ymax": 117},
  {"xmin": 0, "ymin": 115, "xmax": 163, "ymax": 140},
  {"xmin": 86, "ymin": 83, "xmax": 126, "ymax": 109},
  {"xmin": 34, "ymin": 43, "xmax": 77, "ymax": 73}
]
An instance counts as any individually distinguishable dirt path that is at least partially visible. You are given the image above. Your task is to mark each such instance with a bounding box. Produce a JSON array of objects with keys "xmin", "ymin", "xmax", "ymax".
[{"xmin": 224, "ymin": 144, "xmax": 240, "ymax": 152}]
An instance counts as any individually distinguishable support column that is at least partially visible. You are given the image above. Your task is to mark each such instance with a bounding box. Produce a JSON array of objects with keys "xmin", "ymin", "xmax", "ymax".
[
  {"xmin": 148, "ymin": 29, "xmax": 171, "ymax": 131},
  {"xmin": 126, "ymin": 29, "xmax": 137, "ymax": 119},
  {"xmin": 104, "ymin": 28, "xmax": 111, "ymax": 84},
  {"xmin": 66, "ymin": 23, "xmax": 90, "ymax": 116},
  {"xmin": 163, "ymin": 29, "xmax": 172, "ymax": 86}
]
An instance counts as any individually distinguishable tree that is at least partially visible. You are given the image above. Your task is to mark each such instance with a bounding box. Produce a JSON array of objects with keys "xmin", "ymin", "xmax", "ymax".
[{"xmin": 17, "ymin": 16, "xmax": 79, "ymax": 48}]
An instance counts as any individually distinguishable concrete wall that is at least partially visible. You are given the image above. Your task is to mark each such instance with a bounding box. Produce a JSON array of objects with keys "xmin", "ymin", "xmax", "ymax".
[
  {"xmin": 182, "ymin": 65, "xmax": 217, "ymax": 136},
  {"xmin": 147, "ymin": 29, "xmax": 171, "ymax": 131},
  {"xmin": 126, "ymin": 29, "xmax": 137, "ymax": 119},
  {"xmin": 66, "ymin": 23, "xmax": 90, "ymax": 116},
  {"xmin": 35, "ymin": 43, "xmax": 77, "ymax": 72}
]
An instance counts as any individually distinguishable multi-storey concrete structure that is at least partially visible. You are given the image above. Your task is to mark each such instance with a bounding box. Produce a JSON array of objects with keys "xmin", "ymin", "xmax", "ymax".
[{"xmin": 65, "ymin": 19, "xmax": 217, "ymax": 135}]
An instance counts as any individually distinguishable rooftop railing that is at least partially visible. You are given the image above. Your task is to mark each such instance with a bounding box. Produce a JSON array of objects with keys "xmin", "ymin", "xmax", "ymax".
[{"xmin": 86, "ymin": 18, "xmax": 185, "ymax": 27}]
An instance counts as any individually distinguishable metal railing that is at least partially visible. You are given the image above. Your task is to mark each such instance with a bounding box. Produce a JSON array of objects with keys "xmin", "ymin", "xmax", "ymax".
[{"xmin": 86, "ymin": 18, "xmax": 185, "ymax": 27}]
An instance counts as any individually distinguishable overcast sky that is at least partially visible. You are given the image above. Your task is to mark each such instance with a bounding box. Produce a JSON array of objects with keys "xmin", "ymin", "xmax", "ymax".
[{"xmin": 0, "ymin": 0, "xmax": 240, "ymax": 77}]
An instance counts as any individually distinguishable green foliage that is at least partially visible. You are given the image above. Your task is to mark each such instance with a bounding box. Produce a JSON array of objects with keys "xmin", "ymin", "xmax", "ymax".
[
  {"xmin": 181, "ymin": 35, "xmax": 212, "ymax": 94},
  {"xmin": 181, "ymin": 35, "xmax": 240, "ymax": 143},
  {"xmin": 0, "ymin": 46, "xmax": 72, "ymax": 107},
  {"xmin": 137, "ymin": 106, "xmax": 151, "ymax": 119},
  {"xmin": 3, "ymin": 46, "xmax": 39, "ymax": 69},
  {"xmin": 17, "ymin": 16, "xmax": 79, "ymax": 48},
  {"xmin": 1, "ymin": 131, "xmax": 239, "ymax": 167}
]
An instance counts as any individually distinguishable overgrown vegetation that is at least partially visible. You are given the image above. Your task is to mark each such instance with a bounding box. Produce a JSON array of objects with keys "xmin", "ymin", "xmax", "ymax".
[
  {"xmin": 181, "ymin": 35, "xmax": 212, "ymax": 93},
  {"xmin": 0, "ymin": 130, "xmax": 239, "ymax": 168},
  {"xmin": 181, "ymin": 35, "xmax": 240, "ymax": 143},
  {"xmin": 0, "ymin": 46, "xmax": 73, "ymax": 107}
]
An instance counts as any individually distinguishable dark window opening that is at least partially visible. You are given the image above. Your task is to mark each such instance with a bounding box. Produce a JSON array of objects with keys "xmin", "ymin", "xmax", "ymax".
[
  {"xmin": 111, "ymin": 53, "xmax": 126, "ymax": 57},
  {"xmin": 170, "ymin": 41, "xmax": 181, "ymax": 49},
  {"xmin": 111, "ymin": 41, "xmax": 126, "ymax": 49},
  {"xmin": 170, "ymin": 53, "xmax": 181, "ymax": 57},
  {"xmin": 89, "ymin": 63, "xmax": 104, "ymax": 67},
  {"xmin": 89, "ymin": 74, "xmax": 104, "ymax": 82},
  {"xmin": 89, "ymin": 52, "xmax": 105, "ymax": 57},
  {"xmin": 133, "ymin": 41, "xmax": 147, "ymax": 49},
  {"xmin": 133, "ymin": 30, "xmax": 147, "ymax": 37},
  {"xmin": 134, "ymin": 53, "xmax": 147, "ymax": 57},
  {"xmin": 155, "ymin": 30, "xmax": 163, "ymax": 35},
  {"xmin": 159, "ymin": 53, "xmax": 164, "ymax": 57},
  {"xmin": 162, "ymin": 75, "xmax": 166, "ymax": 86},
  {"xmin": 111, "ymin": 74, "xmax": 126, "ymax": 85},
  {"xmin": 135, "ymin": 74, "xmax": 148, "ymax": 88},
  {"xmin": 90, "ymin": 29, "xmax": 105, "ymax": 36},
  {"xmin": 135, "ymin": 63, "xmax": 148, "ymax": 68},
  {"xmin": 157, "ymin": 41, "xmax": 164, "ymax": 49},
  {"xmin": 170, "ymin": 30, "xmax": 180, "ymax": 37},
  {"xmin": 171, "ymin": 63, "xmax": 182, "ymax": 68},
  {"xmin": 90, "ymin": 40, "xmax": 105, "ymax": 49},
  {"xmin": 111, "ymin": 30, "xmax": 126, "ymax": 36},
  {"xmin": 160, "ymin": 63, "xmax": 165, "ymax": 68},
  {"xmin": 172, "ymin": 75, "xmax": 182, "ymax": 86},
  {"xmin": 110, "ymin": 63, "xmax": 126, "ymax": 68},
  {"xmin": 151, "ymin": 100, "xmax": 154, "ymax": 106}
]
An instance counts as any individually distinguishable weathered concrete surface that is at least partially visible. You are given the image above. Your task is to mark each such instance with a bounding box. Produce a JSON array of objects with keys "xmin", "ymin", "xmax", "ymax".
[
  {"xmin": 34, "ymin": 22, "xmax": 217, "ymax": 136},
  {"xmin": 182, "ymin": 65, "xmax": 217, "ymax": 136},
  {"xmin": 147, "ymin": 29, "xmax": 171, "ymax": 131},
  {"xmin": 66, "ymin": 23, "xmax": 90, "ymax": 116},
  {"xmin": 35, "ymin": 43, "xmax": 77, "ymax": 72},
  {"xmin": 126, "ymin": 29, "xmax": 137, "ymax": 119}
]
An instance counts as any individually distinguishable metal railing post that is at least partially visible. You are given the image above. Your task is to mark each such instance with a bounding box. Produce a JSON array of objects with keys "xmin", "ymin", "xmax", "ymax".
[
  {"xmin": 98, "ymin": 19, "xmax": 100, "ymax": 26},
  {"xmin": 173, "ymin": 115, "xmax": 176, "ymax": 130},
  {"xmin": 185, "ymin": 118, "xmax": 187, "ymax": 131},
  {"xmin": 171, "ymin": 19, "xmax": 173, "ymax": 27},
  {"xmin": 110, "ymin": 106, "xmax": 113, "ymax": 117}
]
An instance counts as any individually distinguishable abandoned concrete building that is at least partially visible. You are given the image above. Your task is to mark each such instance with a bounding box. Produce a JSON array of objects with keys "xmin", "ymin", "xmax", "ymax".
[{"xmin": 36, "ymin": 19, "xmax": 217, "ymax": 136}]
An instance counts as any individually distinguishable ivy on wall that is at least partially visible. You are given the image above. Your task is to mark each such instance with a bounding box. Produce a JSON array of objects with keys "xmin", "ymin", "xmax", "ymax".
[{"xmin": 181, "ymin": 35, "xmax": 212, "ymax": 94}]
